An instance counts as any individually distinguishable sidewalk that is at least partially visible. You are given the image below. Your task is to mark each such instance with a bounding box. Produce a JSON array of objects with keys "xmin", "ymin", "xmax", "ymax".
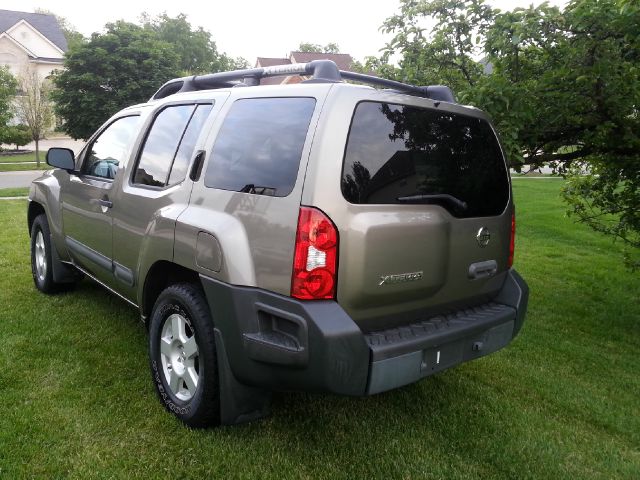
[{"xmin": 0, "ymin": 170, "xmax": 45, "ymax": 189}]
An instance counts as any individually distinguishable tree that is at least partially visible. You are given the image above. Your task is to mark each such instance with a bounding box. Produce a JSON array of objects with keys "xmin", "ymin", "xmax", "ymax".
[
  {"xmin": 297, "ymin": 42, "xmax": 341, "ymax": 54},
  {"xmin": 52, "ymin": 21, "xmax": 180, "ymax": 140},
  {"xmin": 379, "ymin": 0, "xmax": 640, "ymax": 267},
  {"xmin": 14, "ymin": 66, "xmax": 54, "ymax": 166},
  {"xmin": 141, "ymin": 13, "xmax": 246, "ymax": 74},
  {"xmin": 3, "ymin": 125, "xmax": 31, "ymax": 150},
  {"xmin": 53, "ymin": 15, "xmax": 246, "ymax": 140},
  {"xmin": 380, "ymin": 0, "xmax": 495, "ymax": 92},
  {"xmin": 0, "ymin": 66, "xmax": 17, "ymax": 142}
]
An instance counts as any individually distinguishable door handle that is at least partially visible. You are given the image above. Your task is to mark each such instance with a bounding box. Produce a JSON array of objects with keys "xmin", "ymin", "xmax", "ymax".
[
  {"xmin": 189, "ymin": 150, "xmax": 206, "ymax": 182},
  {"xmin": 98, "ymin": 198, "xmax": 113, "ymax": 209}
]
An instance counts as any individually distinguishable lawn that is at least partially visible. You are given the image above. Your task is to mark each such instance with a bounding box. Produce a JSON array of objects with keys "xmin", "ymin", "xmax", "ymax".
[
  {"xmin": 0, "ymin": 179, "xmax": 638, "ymax": 478},
  {"xmin": 0, "ymin": 152, "xmax": 52, "ymax": 172},
  {"xmin": 0, "ymin": 187, "xmax": 29, "ymax": 198}
]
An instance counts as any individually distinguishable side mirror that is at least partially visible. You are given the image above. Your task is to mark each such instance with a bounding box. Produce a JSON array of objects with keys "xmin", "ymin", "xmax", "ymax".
[{"xmin": 46, "ymin": 148, "xmax": 76, "ymax": 171}]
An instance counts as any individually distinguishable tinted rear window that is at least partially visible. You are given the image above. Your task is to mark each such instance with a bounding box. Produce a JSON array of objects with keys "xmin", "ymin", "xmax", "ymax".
[
  {"xmin": 204, "ymin": 97, "xmax": 316, "ymax": 197},
  {"xmin": 341, "ymin": 102, "xmax": 509, "ymax": 217}
]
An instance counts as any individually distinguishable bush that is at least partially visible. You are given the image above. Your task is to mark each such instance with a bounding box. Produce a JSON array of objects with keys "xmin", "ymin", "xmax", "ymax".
[{"xmin": 2, "ymin": 124, "xmax": 31, "ymax": 150}]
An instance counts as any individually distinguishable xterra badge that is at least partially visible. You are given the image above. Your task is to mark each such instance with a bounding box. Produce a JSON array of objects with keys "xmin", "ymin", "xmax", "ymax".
[{"xmin": 379, "ymin": 271, "xmax": 423, "ymax": 286}]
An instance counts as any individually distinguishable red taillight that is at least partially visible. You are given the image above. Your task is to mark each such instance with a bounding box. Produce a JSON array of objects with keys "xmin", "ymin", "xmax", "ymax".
[
  {"xmin": 291, "ymin": 207, "xmax": 338, "ymax": 300},
  {"xmin": 508, "ymin": 210, "xmax": 516, "ymax": 268}
]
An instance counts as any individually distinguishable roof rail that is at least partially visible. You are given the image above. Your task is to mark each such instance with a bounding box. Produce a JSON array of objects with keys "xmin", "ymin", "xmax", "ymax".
[{"xmin": 150, "ymin": 60, "xmax": 455, "ymax": 103}]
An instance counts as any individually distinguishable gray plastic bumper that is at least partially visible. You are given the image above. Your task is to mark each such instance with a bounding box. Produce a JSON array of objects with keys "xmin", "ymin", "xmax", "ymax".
[{"xmin": 200, "ymin": 269, "xmax": 529, "ymax": 397}]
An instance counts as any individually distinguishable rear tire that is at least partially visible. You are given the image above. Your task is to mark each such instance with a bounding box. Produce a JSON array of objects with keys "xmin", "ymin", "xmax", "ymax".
[{"xmin": 149, "ymin": 283, "xmax": 220, "ymax": 428}]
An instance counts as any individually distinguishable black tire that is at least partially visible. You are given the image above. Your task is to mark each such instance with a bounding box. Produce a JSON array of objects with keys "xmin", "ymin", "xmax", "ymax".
[
  {"xmin": 149, "ymin": 283, "xmax": 220, "ymax": 428},
  {"xmin": 30, "ymin": 213, "xmax": 73, "ymax": 294}
]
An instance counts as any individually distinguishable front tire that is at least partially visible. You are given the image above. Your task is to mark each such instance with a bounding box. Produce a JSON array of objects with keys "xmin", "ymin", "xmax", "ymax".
[
  {"xmin": 149, "ymin": 283, "xmax": 220, "ymax": 428},
  {"xmin": 30, "ymin": 213, "xmax": 69, "ymax": 293}
]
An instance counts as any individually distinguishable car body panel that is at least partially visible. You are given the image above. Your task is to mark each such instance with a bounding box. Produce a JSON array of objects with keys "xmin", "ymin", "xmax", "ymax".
[
  {"xmin": 299, "ymin": 86, "xmax": 513, "ymax": 329},
  {"xmin": 174, "ymin": 83, "xmax": 332, "ymax": 295}
]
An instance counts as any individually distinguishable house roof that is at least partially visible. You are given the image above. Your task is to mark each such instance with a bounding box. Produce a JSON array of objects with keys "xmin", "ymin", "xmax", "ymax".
[
  {"xmin": 255, "ymin": 57, "xmax": 291, "ymax": 68},
  {"xmin": 289, "ymin": 52, "xmax": 354, "ymax": 71},
  {"xmin": 0, "ymin": 9, "xmax": 68, "ymax": 52},
  {"xmin": 254, "ymin": 52, "xmax": 355, "ymax": 85}
]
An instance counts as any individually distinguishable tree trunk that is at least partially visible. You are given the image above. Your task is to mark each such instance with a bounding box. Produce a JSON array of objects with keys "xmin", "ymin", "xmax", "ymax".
[{"xmin": 35, "ymin": 139, "xmax": 40, "ymax": 168}]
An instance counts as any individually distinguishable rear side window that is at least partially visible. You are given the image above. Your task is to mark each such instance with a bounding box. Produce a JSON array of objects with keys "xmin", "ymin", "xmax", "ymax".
[
  {"xmin": 169, "ymin": 104, "xmax": 213, "ymax": 185},
  {"xmin": 204, "ymin": 97, "xmax": 316, "ymax": 197},
  {"xmin": 134, "ymin": 103, "xmax": 212, "ymax": 187},
  {"xmin": 341, "ymin": 102, "xmax": 509, "ymax": 218}
]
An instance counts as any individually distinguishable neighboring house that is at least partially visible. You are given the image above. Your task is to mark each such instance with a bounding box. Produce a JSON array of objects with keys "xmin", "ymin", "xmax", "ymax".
[
  {"xmin": 0, "ymin": 9, "xmax": 67, "ymax": 79},
  {"xmin": 255, "ymin": 51, "xmax": 354, "ymax": 85}
]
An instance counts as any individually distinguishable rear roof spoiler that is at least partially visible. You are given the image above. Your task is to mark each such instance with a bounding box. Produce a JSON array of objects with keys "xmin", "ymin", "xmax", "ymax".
[{"xmin": 150, "ymin": 60, "xmax": 455, "ymax": 103}]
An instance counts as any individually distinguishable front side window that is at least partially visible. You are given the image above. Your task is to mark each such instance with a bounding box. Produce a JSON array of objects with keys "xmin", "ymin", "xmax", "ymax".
[
  {"xmin": 204, "ymin": 97, "xmax": 316, "ymax": 197},
  {"xmin": 341, "ymin": 102, "xmax": 510, "ymax": 218},
  {"xmin": 81, "ymin": 116, "xmax": 140, "ymax": 180}
]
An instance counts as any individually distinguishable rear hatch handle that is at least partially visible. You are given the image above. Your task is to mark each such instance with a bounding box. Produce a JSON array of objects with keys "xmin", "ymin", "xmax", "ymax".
[
  {"xmin": 468, "ymin": 260, "xmax": 497, "ymax": 280},
  {"xmin": 397, "ymin": 193, "xmax": 468, "ymax": 213}
]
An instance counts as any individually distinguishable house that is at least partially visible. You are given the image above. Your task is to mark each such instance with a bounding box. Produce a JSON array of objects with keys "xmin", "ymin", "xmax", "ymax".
[
  {"xmin": 0, "ymin": 9, "xmax": 67, "ymax": 79},
  {"xmin": 255, "ymin": 51, "xmax": 354, "ymax": 85}
]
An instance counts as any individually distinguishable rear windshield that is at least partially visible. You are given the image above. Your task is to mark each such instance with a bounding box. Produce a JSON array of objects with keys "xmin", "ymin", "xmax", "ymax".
[{"xmin": 341, "ymin": 102, "xmax": 509, "ymax": 217}]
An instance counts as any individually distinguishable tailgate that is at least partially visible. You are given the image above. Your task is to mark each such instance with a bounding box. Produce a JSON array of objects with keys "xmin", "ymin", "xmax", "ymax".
[{"xmin": 332, "ymin": 100, "xmax": 512, "ymax": 330}]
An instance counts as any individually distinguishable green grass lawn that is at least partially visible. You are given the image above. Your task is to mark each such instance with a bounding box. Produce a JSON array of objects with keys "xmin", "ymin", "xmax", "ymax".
[
  {"xmin": 0, "ymin": 152, "xmax": 51, "ymax": 172},
  {"xmin": 0, "ymin": 179, "xmax": 638, "ymax": 478},
  {"xmin": 0, "ymin": 187, "xmax": 29, "ymax": 198}
]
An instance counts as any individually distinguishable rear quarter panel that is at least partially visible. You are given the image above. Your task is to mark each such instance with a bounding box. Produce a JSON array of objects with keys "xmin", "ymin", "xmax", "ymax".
[{"xmin": 174, "ymin": 84, "xmax": 333, "ymax": 294}]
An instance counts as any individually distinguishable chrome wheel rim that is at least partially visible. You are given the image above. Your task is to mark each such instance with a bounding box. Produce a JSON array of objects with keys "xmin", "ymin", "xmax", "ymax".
[
  {"xmin": 159, "ymin": 313, "xmax": 199, "ymax": 401},
  {"xmin": 34, "ymin": 231, "xmax": 47, "ymax": 282}
]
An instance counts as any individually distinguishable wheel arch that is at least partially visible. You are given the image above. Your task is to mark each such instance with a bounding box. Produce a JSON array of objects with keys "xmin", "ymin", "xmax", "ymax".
[
  {"xmin": 27, "ymin": 201, "xmax": 46, "ymax": 236},
  {"xmin": 141, "ymin": 260, "xmax": 202, "ymax": 326}
]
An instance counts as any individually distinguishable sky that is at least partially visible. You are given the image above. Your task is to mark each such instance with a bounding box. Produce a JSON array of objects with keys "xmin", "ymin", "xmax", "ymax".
[{"xmin": 2, "ymin": 0, "xmax": 567, "ymax": 63}]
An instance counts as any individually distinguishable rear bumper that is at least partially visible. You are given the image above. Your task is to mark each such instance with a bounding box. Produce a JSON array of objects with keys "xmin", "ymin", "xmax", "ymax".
[{"xmin": 201, "ymin": 269, "xmax": 528, "ymax": 396}]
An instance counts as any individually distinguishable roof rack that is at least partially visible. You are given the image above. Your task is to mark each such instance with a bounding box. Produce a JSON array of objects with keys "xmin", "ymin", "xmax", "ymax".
[{"xmin": 150, "ymin": 60, "xmax": 455, "ymax": 103}]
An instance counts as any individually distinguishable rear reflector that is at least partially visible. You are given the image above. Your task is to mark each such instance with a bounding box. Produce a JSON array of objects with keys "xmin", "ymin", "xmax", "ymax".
[
  {"xmin": 508, "ymin": 210, "xmax": 516, "ymax": 267},
  {"xmin": 291, "ymin": 207, "xmax": 338, "ymax": 300}
]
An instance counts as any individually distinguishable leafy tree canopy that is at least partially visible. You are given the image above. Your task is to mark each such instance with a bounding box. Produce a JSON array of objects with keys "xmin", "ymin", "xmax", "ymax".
[
  {"xmin": 2, "ymin": 124, "xmax": 31, "ymax": 150},
  {"xmin": 0, "ymin": 66, "xmax": 18, "ymax": 143},
  {"xmin": 0, "ymin": 66, "xmax": 17, "ymax": 138},
  {"xmin": 297, "ymin": 42, "xmax": 341, "ymax": 54},
  {"xmin": 141, "ymin": 13, "xmax": 247, "ymax": 74},
  {"xmin": 53, "ymin": 14, "xmax": 247, "ymax": 140},
  {"xmin": 377, "ymin": 0, "xmax": 640, "ymax": 267},
  {"xmin": 52, "ymin": 21, "xmax": 180, "ymax": 140}
]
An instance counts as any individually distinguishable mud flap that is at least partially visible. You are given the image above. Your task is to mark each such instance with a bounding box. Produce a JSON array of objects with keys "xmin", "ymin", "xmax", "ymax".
[
  {"xmin": 214, "ymin": 328, "xmax": 271, "ymax": 425},
  {"xmin": 49, "ymin": 234, "xmax": 82, "ymax": 283}
]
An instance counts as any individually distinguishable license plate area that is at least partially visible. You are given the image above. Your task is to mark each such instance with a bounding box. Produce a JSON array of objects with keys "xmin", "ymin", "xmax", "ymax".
[{"xmin": 367, "ymin": 319, "xmax": 515, "ymax": 394}]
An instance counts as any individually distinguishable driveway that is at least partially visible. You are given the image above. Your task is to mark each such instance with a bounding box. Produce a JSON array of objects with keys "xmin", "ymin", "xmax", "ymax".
[{"xmin": 0, "ymin": 170, "xmax": 46, "ymax": 189}]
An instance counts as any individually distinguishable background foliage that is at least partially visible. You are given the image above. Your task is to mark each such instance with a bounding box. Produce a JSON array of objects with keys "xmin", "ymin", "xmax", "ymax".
[
  {"xmin": 52, "ymin": 14, "xmax": 245, "ymax": 140},
  {"xmin": 375, "ymin": 0, "xmax": 640, "ymax": 267},
  {"xmin": 0, "ymin": 66, "xmax": 17, "ymax": 143}
]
